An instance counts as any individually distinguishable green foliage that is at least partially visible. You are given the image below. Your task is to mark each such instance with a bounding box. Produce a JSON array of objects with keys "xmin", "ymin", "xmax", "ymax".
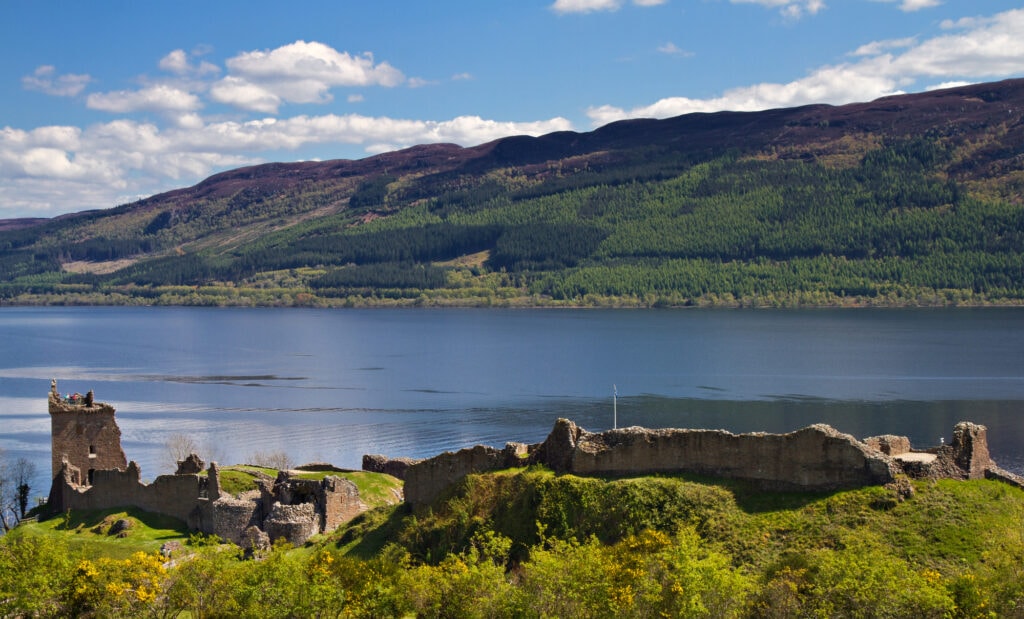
[
  {"xmin": 0, "ymin": 533, "xmax": 78, "ymax": 617},
  {"xmin": 17, "ymin": 507, "xmax": 188, "ymax": 559},
  {"xmin": 349, "ymin": 174, "xmax": 397, "ymax": 209},
  {"xmin": 5, "ymin": 473, "xmax": 1024, "ymax": 616}
]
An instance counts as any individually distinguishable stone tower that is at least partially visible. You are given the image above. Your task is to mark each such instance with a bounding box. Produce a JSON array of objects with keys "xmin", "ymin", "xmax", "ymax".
[{"xmin": 48, "ymin": 379, "xmax": 127, "ymax": 483}]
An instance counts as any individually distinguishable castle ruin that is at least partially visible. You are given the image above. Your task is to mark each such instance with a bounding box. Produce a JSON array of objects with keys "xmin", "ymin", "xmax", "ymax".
[
  {"xmin": 369, "ymin": 418, "xmax": 1024, "ymax": 508},
  {"xmin": 48, "ymin": 379, "xmax": 126, "ymax": 486},
  {"xmin": 44, "ymin": 381, "xmax": 1024, "ymax": 543},
  {"xmin": 45, "ymin": 380, "xmax": 367, "ymax": 547}
]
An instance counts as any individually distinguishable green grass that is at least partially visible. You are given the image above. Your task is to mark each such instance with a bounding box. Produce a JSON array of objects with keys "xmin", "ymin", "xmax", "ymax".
[
  {"xmin": 206, "ymin": 464, "xmax": 403, "ymax": 508},
  {"xmin": 15, "ymin": 507, "xmax": 189, "ymax": 559},
  {"xmin": 294, "ymin": 470, "xmax": 404, "ymax": 509},
  {"xmin": 215, "ymin": 468, "xmax": 268, "ymax": 495},
  {"xmin": 336, "ymin": 466, "xmax": 1024, "ymax": 575},
  {"xmin": 204, "ymin": 464, "xmax": 280, "ymax": 496}
]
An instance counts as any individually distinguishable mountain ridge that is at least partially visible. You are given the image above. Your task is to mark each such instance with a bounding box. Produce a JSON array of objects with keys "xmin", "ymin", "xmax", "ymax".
[{"xmin": 2, "ymin": 78, "xmax": 1023, "ymax": 307}]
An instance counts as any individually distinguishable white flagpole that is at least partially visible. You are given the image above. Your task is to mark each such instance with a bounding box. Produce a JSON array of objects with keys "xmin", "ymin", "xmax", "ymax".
[{"xmin": 613, "ymin": 384, "xmax": 618, "ymax": 430}]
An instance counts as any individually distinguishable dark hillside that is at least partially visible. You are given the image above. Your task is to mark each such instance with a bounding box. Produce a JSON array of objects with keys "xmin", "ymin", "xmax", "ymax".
[{"xmin": 2, "ymin": 78, "xmax": 1024, "ymax": 307}]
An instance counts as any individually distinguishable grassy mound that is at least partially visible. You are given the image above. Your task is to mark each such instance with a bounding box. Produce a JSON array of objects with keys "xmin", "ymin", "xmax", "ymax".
[{"xmin": 13, "ymin": 507, "xmax": 189, "ymax": 559}]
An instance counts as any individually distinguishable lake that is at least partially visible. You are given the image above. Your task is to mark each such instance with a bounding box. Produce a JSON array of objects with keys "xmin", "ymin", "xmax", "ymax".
[{"xmin": 2, "ymin": 306, "xmax": 1023, "ymax": 499}]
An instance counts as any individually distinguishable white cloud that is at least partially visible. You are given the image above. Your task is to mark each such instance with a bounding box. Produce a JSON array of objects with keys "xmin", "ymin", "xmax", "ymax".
[
  {"xmin": 226, "ymin": 41, "xmax": 404, "ymax": 87},
  {"xmin": 552, "ymin": 0, "xmax": 622, "ymax": 13},
  {"xmin": 21, "ymin": 65, "xmax": 92, "ymax": 97},
  {"xmin": 158, "ymin": 49, "xmax": 220, "ymax": 77},
  {"xmin": 550, "ymin": 0, "xmax": 665, "ymax": 13},
  {"xmin": 209, "ymin": 40, "xmax": 405, "ymax": 112},
  {"xmin": 209, "ymin": 76, "xmax": 282, "ymax": 114},
  {"xmin": 926, "ymin": 80, "xmax": 973, "ymax": 91},
  {"xmin": 159, "ymin": 49, "xmax": 190, "ymax": 74},
  {"xmin": 658, "ymin": 42, "xmax": 692, "ymax": 56},
  {"xmin": 86, "ymin": 84, "xmax": 203, "ymax": 114},
  {"xmin": 900, "ymin": 0, "xmax": 941, "ymax": 11},
  {"xmin": 893, "ymin": 9, "xmax": 1024, "ymax": 77},
  {"xmin": 588, "ymin": 8, "xmax": 1024, "ymax": 125},
  {"xmin": 730, "ymin": 0, "xmax": 826, "ymax": 19},
  {"xmin": 851, "ymin": 37, "xmax": 917, "ymax": 56},
  {"xmin": 347, "ymin": 94, "xmax": 365, "ymax": 103},
  {"xmin": 875, "ymin": 0, "xmax": 941, "ymax": 12}
]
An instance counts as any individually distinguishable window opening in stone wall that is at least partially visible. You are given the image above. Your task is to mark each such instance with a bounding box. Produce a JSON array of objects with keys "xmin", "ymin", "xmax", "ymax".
[
  {"xmin": 87, "ymin": 469, "xmax": 95, "ymax": 485},
  {"xmin": 89, "ymin": 445, "xmax": 96, "ymax": 456}
]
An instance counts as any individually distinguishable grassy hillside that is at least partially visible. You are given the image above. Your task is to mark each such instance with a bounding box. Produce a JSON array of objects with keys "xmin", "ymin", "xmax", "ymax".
[
  {"xmin": 4, "ymin": 468, "xmax": 1024, "ymax": 617},
  {"xmin": 2, "ymin": 80, "xmax": 1024, "ymax": 307}
]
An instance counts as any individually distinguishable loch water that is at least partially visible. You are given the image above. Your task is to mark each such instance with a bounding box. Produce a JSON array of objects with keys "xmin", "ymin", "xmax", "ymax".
[{"xmin": 2, "ymin": 306, "xmax": 1023, "ymax": 496}]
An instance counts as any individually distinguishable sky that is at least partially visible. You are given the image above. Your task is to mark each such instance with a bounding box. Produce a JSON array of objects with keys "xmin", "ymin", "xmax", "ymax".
[{"xmin": 1, "ymin": 1, "xmax": 1023, "ymax": 220}]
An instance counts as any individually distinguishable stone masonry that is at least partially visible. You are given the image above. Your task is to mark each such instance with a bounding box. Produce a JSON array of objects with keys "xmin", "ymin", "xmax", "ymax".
[
  {"xmin": 48, "ymin": 379, "xmax": 126, "ymax": 483},
  {"xmin": 392, "ymin": 418, "xmax": 1021, "ymax": 508},
  {"xmin": 45, "ymin": 380, "xmax": 367, "ymax": 547}
]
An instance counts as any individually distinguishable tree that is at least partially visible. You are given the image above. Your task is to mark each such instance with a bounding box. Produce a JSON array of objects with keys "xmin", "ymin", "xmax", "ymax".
[
  {"xmin": 12, "ymin": 457, "xmax": 35, "ymax": 520},
  {"xmin": 165, "ymin": 433, "xmax": 199, "ymax": 473},
  {"xmin": 247, "ymin": 449, "xmax": 294, "ymax": 471},
  {"xmin": 0, "ymin": 451, "xmax": 35, "ymax": 532}
]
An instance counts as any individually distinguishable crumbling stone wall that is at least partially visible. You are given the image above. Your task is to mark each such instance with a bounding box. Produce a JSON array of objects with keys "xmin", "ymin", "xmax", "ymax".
[
  {"xmin": 549, "ymin": 421, "xmax": 899, "ymax": 491},
  {"xmin": 257, "ymin": 472, "xmax": 366, "ymax": 541},
  {"xmin": 45, "ymin": 381, "xmax": 367, "ymax": 548},
  {"xmin": 864, "ymin": 435, "xmax": 912, "ymax": 456},
  {"xmin": 48, "ymin": 460, "xmax": 204, "ymax": 522},
  {"xmin": 362, "ymin": 454, "xmax": 421, "ymax": 480},
  {"xmin": 210, "ymin": 495, "xmax": 261, "ymax": 545},
  {"xmin": 264, "ymin": 503, "xmax": 320, "ymax": 546},
  {"xmin": 48, "ymin": 380, "xmax": 126, "ymax": 480},
  {"xmin": 403, "ymin": 443, "xmax": 528, "ymax": 507},
  {"xmin": 951, "ymin": 422, "xmax": 992, "ymax": 479},
  {"xmin": 321, "ymin": 476, "xmax": 363, "ymax": 531},
  {"xmin": 396, "ymin": 419, "xmax": 1004, "ymax": 508}
]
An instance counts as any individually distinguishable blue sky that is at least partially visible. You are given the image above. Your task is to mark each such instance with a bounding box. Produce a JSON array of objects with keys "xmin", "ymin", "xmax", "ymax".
[{"xmin": 2, "ymin": 0, "xmax": 1022, "ymax": 219}]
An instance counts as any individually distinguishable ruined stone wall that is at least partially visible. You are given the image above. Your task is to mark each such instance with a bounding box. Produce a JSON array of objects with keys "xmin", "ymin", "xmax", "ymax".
[
  {"xmin": 362, "ymin": 454, "xmax": 421, "ymax": 480},
  {"xmin": 398, "ymin": 419, "xmax": 1001, "ymax": 508},
  {"xmin": 44, "ymin": 382, "xmax": 368, "ymax": 548},
  {"xmin": 210, "ymin": 496, "xmax": 261, "ymax": 545},
  {"xmin": 264, "ymin": 503, "xmax": 320, "ymax": 547},
  {"xmin": 559, "ymin": 422, "xmax": 899, "ymax": 491},
  {"xmin": 403, "ymin": 444, "xmax": 526, "ymax": 507},
  {"xmin": 864, "ymin": 435, "xmax": 912, "ymax": 456},
  {"xmin": 50, "ymin": 461, "xmax": 205, "ymax": 524},
  {"xmin": 321, "ymin": 477, "xmax": 363, "ymax": 531},
  {"xmin": 48, "ymin": 382, "xmax": 126, "ymax": 479},
  {"xmin": 951, "ymin": 422, "xmax": 992, "ymax": 479}
]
